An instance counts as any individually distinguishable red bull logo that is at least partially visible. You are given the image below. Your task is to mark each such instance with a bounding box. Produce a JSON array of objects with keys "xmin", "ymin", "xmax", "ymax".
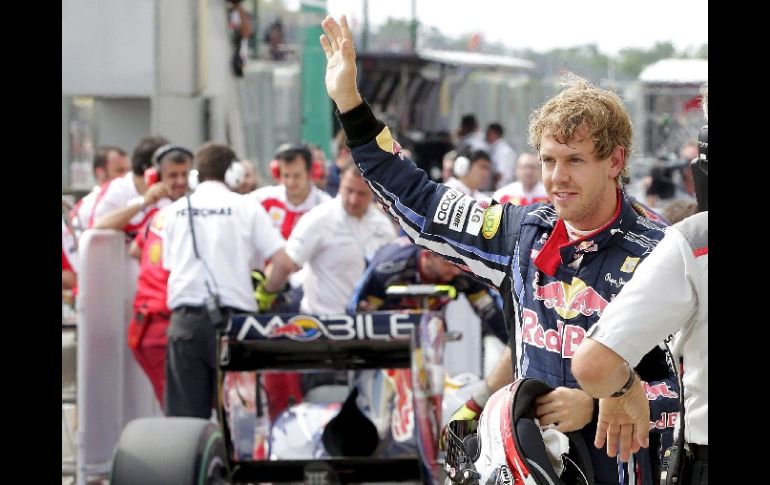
[
  {"xmin": 267, "ymin": 315, "xmax": 321, "ymax": 341},
  {"xmin": 649, "ymin": 411, "xmax": 678, "ymax": 430},
  {"xmin": 533, "ymin": 277, "xmax": 608, "ymax": 320},
  {"xmin": 644, "ymin": 381, "xmax": 679, "ymax": 400},
  {"xmin": 520, "ymin": 308, "xmax": 586, "ymax": 357}
]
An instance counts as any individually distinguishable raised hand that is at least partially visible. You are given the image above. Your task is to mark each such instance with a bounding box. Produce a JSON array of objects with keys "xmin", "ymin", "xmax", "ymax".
[{"xmin": 319, "ymin": 15, "xmax": 363, "ymax": 113}]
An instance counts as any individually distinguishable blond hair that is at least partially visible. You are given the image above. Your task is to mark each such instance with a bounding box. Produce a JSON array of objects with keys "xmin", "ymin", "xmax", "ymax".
[{"xmin": 528, "ymin": 74, "xmax": 632, "ymax": 180}]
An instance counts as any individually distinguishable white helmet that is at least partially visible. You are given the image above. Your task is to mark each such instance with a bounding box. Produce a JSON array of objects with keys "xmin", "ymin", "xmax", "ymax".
[{"xmin": 444, "ymin": 378, "xmax": 594, "ymax": 485}]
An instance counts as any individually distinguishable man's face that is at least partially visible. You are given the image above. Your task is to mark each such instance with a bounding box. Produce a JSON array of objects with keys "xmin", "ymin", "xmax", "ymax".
[
  {"xmin": 235, "ymin": 161, "xmax": 257, "ymax": 194},
  {"xmin": 98, "ymin": 150, "xmax": 130, "ymax": 183},
  {"xmin": 442, "ymin": 157, "xmax": 455, "ymax": 182},
  {"xmin": 280, "ymin": 157, "xmax": 311, "ymax": 203},
  {"xmin": 466, "ymin": 158, "xmax": 492, "ymax": 191},
  {"xmin": 339, "ymin": 170, "xmax": 372, "ymax": 218},
  {"xmin": 540, "ymin": 130, "xmax": 621, "ymax": 230},
  {"xmin": 159, "ymin": 159, "xmax": 192, "ymax": 201},
  {"xmin": 516, "ymin": 154, "xmax": 541, "ymax": 191}
]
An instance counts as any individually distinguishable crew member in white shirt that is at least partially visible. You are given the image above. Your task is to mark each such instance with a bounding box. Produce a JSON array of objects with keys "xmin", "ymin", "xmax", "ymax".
[
  {"xmin": 492, "ymin": 153, "xmax": 549, "ymax": 206},
  {"xmin": 284, "ymin": 164, "xmax": 397, "ymax": 315},
  {"xmin": 443, "ymin": 150, "xmax": 493, "ymax": 202},
  {"xmin": 485, "ymin": 122, "xmax": 518, "ymax": 189},
  {"xmin": 162, "ymin": 142, "xmax": 295, "ymax": 419},
  {"xmin": 70, "ymin": 145, "xmax": 130, "ymax": 239}
]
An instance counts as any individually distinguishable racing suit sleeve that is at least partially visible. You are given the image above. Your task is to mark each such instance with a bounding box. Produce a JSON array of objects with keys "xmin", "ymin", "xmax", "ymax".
[
  {"xmin": 338, "ymin": 102, "xmax": 528, "ymax": 291},
  {"xmin": 466, "ymin": 289, "xmax": 508, "ymax": 343},
  {"xmin": 454, "ymin": 276, "xmax": 508, "ymax": 343},
  {"xmin": 346, "ymin": 260, "xmax": 387, "ymax": 314}
]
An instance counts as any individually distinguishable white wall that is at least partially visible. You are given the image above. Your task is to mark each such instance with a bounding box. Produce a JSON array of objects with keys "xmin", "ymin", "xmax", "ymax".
[
  {"xmin": 152, "ymin": 96, "xmax": 206, "ymax": 149},
  {"xmin": 62, "ymin": 0, "xmax": 155, "ymax": 97},
  {"xmin": 94, "ymin": 98, "xmax": 152, "ymax": 154},
  {"xmin": 62, "ymin": 0, "xmax": 240, "ymax": 185}
]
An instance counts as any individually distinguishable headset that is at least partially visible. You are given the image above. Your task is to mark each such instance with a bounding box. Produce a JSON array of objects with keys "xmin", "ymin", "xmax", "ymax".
[
  {"xmin": 145, "ymin": 144, "xmax": 194, "ymax": 187},
  {"xmin": 453, "ymin": 156, "xmax": 471, "ymax": 178},
  {"xmin": 188, "ymin": 159, "xmax": 246, "ymax": 191},
  {"xmin": 225, "ymin": 159, "xmax": 246, "ymax": 189}
]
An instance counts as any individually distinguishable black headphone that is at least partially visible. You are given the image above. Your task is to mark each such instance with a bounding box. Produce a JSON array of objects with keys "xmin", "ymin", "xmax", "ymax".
[
  {"xmin": 146, "ymin": 144, "xmax": 194, "ymax": 185},
  {"xmin": 152, "ymin": 144, "xmax": 194, "ymax": 169}
]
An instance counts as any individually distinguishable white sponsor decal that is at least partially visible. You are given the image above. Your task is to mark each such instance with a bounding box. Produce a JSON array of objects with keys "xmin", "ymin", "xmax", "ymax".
[
  {"xmin": 433, "ymin": 189, "xmax": 461, "ymax": 225},
  {"xmin": 449, "ymin": 196, "xmax": 472, "ymax": 232},
  {"xmin": 465, "ymin": 203, "xmax": 485, "ymax": 235}
]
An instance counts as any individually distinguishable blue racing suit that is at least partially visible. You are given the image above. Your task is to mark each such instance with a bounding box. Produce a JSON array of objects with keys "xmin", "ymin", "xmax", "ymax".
[
  {"xmin": 347, "ymin": 236, "xmax": 508, "ymax": 343},
  {"xmin": 338, "ymin": 102, "xmax": 678, "ymax": 484}
]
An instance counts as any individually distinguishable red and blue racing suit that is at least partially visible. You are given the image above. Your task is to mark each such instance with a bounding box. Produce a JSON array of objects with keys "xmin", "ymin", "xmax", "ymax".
[{"xmin": 338, "ymin": 102, "xmax": 678, "ymax": 484}]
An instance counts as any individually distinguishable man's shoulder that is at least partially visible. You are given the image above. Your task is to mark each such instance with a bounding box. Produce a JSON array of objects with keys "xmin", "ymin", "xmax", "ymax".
[
  {"xmin": 296, "ymin": 197, "xmax": 337, "ymax": 226},
  {"xmin": 493, "ymin": 181, "xmax": 524, "ymax": 199},
  {"xmin": 617, "ymin": 213, "xmax": 667, "ymax": 259},
  {"xmin": 103, "ymin": 173, "xmax": 136, "ymax": 196},
  {"xmin": 251, "ymin": 184, "xmax": 283, "ymax": 201},
  {"xmin": 519, "ymin": 203, "xmax": 557, "ymax": 228},
  {"xmin": 312, "ymin": 185, "xmax": 333, "ymax": 203}
]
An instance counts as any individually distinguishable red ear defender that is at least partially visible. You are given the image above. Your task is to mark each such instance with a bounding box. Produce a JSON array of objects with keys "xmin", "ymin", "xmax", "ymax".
[
  {"xmin": 144, "ymin": 167, "xmax": 159, "ymax": 187},
  {"xmin": 270, "ymin": 159, "xmax": 281, "ymax": 181},
  {"xmin": 311, "ymin": 159, "xmax": 325, "ymax": 181}
]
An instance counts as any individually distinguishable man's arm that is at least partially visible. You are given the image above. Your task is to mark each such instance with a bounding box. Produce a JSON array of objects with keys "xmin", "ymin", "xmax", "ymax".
[
  {"xmin": 573, "ymin": 339, "xmax": 632, "ymax": 397},
  {"xmin": 465, "ymin": 287, "xmax": 508, "ymax": 343},
  {"xmin": 319, "ymin": 16, "xmax": 363, "ymax": 114},
  {"xmin": 485, "ymin": 346, "xmax": 513, "ymax": 392},
  {"xmin": 320, "ymin": 16, "xmax": 528, "ymax": 291},
  {"xmin": 62, "ymin": 270, "xmax": 77, "ymax": 290},
  {"xmin": 129, "ymin": 240, "xmax": 142, "ymax": 259},
  {"xmin": 93, "ymin": 183, "xmax": 168, "ymax": 230},
  {"xmin": 572, "ymin": 230, "xmax": 698, "ymax": 461},
  {"xmin": 264, "ymin": 248, "xmax": 298, "ymax": 293},
  {"xmin": 346, "ymin": 261, "xmax": 385, "ymax": 314}
]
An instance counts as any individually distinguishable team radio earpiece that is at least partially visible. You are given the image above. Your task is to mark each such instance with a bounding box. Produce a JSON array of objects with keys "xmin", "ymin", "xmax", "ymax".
[
  {"xmin": 145, "ymin": 144, "xmax": 194, "ymax": 187},
  {"xmin": 453, "ymin": 156, "xmax": 471, "ymax": 178}
]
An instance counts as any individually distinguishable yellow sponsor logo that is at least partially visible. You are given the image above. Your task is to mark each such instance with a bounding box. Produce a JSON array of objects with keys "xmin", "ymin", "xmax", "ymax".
[
  {"xmin": 375, "ymin": 127, "xmax": 402, "ymax": 155},
  {"xmin": 481, "ymin": 205, "xmax": 503, "ymax": 239},
  {"xmin": 620, "ymin": 256, "xmax": 640, "ymax": 273},
  {"xmin": 149, "ymin": 241, "xmax": 162, "ymax": 265}
]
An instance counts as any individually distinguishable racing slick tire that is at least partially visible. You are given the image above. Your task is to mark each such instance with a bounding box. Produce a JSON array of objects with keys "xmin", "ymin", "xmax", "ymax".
[{"xmin": 110, "ymin": 417, "xmax": 229, "ymax": 485}]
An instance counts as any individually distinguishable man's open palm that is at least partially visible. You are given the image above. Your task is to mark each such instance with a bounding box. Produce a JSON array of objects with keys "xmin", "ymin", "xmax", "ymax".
[{"xmin": 320, "ymin": 15, "xmax": 363, "ymax": 113}]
